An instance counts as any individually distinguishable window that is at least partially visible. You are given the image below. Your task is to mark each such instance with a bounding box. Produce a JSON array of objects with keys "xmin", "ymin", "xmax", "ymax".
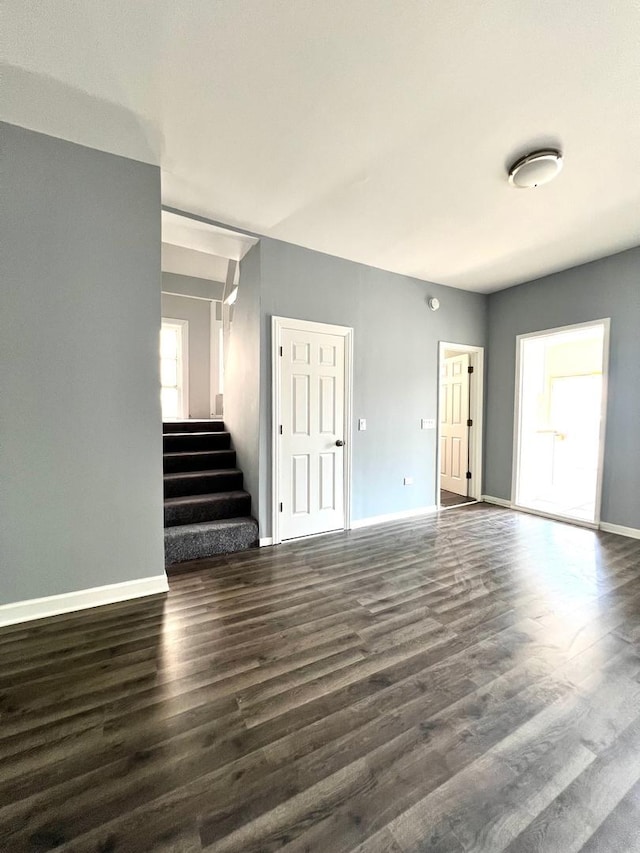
[{"xmin": 160, "ymin": 319, "xmax": 188, "ymax": 419}]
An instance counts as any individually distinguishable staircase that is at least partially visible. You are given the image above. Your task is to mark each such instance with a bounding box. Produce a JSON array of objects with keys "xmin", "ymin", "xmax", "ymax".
[{"xmin": 163, "ymin": 420, "xmax": 258, "ymax": 565}]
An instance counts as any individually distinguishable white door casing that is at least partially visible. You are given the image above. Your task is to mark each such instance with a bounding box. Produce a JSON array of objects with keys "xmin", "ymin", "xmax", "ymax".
[
  {"xmin": 440, "ymin": 353, "xmax": 470, "ymax": 496},
  {"xmin": 273, "ymin": 317, "xmax": 353, "ymax": 543}
]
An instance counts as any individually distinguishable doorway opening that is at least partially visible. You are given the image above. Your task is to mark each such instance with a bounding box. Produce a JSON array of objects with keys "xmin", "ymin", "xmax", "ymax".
[
  {"xmin": 160, "ymin": 210, "xmax": 259, "ymax": 423},
  {"xmin": 160, "ymin": 318, "xmax": 189, "ymax": 420},
  {"xmin": 512, "ymin": 319, "xmax": 609, "ymax": 526},
  {"xmin": 272, "ymin": 316, "xmax": 353, "ymax": 544},
  {"xmin": 437, "ymin": 342, "xmax": 484, "ymax": 510}
]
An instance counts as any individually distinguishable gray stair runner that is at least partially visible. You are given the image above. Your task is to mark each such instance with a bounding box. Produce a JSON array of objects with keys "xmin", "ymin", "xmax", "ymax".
[
  {"xmin": 162, "ymin": 420, "xmax": 257, "ymax": 564},
  {"xmin": 164, "ymin": 491, "xmax": 251, "ymax": 526},
  {"xmin": 164, "ymin": 519, "xmax": 258, "ymax": 564}
]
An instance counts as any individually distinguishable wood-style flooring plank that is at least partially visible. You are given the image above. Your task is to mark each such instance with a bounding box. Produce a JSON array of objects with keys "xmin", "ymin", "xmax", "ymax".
[{"xmin": 1, "ymin": 504, "xmax": 639, "ymax": 852}]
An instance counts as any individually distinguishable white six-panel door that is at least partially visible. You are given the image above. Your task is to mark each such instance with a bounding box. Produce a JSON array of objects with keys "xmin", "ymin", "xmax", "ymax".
[
  {"xmin": 440, "ymin": 353, "xmax": 470, "ymax": 496},
  {"xmin": 278, "ymin": 325, "xmax": 347, "ymax": 540}
]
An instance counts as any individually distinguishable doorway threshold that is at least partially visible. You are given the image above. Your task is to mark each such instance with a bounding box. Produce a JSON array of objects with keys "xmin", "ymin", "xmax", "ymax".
[
  {"xmin": 439, "ymin": 496, "xmax": 480, "ymax": 512},
  {"xmin": 440, "ymin": 489, "xmax": 476, "ymax": 509}
]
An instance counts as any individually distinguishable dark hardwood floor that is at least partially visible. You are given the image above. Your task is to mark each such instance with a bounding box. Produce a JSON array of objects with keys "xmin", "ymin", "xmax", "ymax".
[{"xmin": 1, "ymin": 503, "xmax": 640, "ymax": 852}]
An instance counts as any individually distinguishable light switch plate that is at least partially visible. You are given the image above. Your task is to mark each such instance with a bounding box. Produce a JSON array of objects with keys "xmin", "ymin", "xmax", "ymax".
[
  {"xmin": 421, "ymin": 418, "xmax": 436, "ymax": 430},
  {"xmin": 358, "ymin": 418, "xmax": 367, "ymax": 431}
]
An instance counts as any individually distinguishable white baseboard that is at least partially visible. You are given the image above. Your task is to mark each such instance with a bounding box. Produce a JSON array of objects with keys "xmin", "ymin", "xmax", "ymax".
[
  {"xmin": 351, "ymin": 506, "xmax": 438, "ymax": 530},
  {"xmin": 0, "ymin": 574, "xmax": 169, "ymax": 628},
  {"xmin": 482, "ymin": 498, "xmax": 640, "ymax": 539},
  {"xmin": 259, "ymin": 537, "xmax": 273, "ymax": 547},
  {"xmin": 481, "ymin": 495, "xmax": 512, "ymax": 508},
  {"xmin": 599, "ymin": 522, "xmax": 640, "ymax": 540}
]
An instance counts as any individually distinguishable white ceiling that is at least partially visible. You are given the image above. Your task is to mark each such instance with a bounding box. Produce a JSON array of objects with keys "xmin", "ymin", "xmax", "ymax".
[{"xmin": 4, "ymin": 1, "xmax": 640, "ymax": 292}]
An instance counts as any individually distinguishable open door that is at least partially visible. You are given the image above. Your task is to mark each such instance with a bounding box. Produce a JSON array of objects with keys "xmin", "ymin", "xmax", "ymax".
[
  {"xmin": 440, "ymin": 353, "xmax": 470, "ymax": 496},
  {"xmin": 512, "ymin": 320, "xmax": 609, "ymax": 525},
  {"xmin": 437, "ymin": 343, "xmax": 484, "ymax": 509}
]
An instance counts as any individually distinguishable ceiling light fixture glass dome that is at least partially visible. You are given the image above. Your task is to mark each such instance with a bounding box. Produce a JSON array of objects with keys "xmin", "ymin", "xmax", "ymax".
[{"xmin": 508, "ymin": 149, "xmax": 563, "ymax": 188}]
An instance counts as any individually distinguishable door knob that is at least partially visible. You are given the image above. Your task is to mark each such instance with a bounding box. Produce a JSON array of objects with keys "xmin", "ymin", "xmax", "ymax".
[{"xmin": 335, "ymin": 440, "xmax": 345, "ymax": 447}]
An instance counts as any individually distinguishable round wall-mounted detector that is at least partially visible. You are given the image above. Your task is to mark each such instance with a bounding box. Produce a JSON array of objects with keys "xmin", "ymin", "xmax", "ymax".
[
  {"xmin": 428, "ymin": 297, "xmax": 440, "ymax": 311},
  {"xmin": 508, "ymin": 149, "xmax": 563, "ymax": 188}
]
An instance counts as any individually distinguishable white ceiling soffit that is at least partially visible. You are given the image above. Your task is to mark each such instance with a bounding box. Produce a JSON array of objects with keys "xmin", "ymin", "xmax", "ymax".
[
  {"xmin": 4, "ymin": 1, "xmax": 640, "ymax": 292},
  {"xmin": 161, "ymin": 243, "xmax": 233, "ymax": 284}
]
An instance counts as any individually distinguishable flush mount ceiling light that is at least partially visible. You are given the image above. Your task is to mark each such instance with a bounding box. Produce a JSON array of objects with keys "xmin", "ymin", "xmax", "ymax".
[{"xmin": 508, "ymin": 149, "xmax": 563, "ymax": 189}]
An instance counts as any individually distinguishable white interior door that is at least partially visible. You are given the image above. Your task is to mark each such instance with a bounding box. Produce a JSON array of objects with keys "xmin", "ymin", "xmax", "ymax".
[
  {"xmin": 440, "ymin": 353, "xmax": 470, "ymax": 496},
  {"xmin": 279, "ymin": 326, "xmax": 346, "ymax": 540}
]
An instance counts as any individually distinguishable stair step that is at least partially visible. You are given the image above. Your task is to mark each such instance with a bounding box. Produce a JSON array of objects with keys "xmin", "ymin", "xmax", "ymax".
[
  {"xmin": 164, "ymin": 518, "xmax": 259, "ymax": 564},
  {"xmin": 163, "ymin": 449, "xmax": 236, "ymax": 473},
  {"xmin": 164, "ymin": 490, "xmax": 251, "ymax": 526},
  {"xmin": 164, "ymin": 469, "xmax": 243, "ymax": 498},
  {"xmin": 163, "ymin": 420, "xmax": 225, "ymax": 433},
  {"xmin": 163, "ymin": 431, "xmax": 231, "ymax": 452}
]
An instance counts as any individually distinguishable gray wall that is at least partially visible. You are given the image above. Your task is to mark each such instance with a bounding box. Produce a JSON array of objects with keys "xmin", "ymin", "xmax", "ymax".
[
  {"xmin": 224, "ymin": 243, "xmax": 263, "ymax": 524},
  {"xmin": 485, "ymin": 246, "xmax": 640, "ymax": 529},
  {"xmin": 259, "ymin": 238, "xmax": 487, "ymax": 536},
  {"xmin": 0, "ymin": 123, "xmax": 165, "ymax": 605},
  {"xmin": 161, "ymin": 291, "xmax": 213, "ymax": 418}
]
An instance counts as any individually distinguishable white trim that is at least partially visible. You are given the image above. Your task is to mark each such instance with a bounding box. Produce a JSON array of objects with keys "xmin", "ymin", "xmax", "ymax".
[
  {"xmin": 481, "ymin": 494, "xmax": 512, "ymax": 508},
  {"xmin": 161, "ymin": 317, "xmax": 189, "ymax": 419},
  {"xmin": 437, "ymin": 342, "xmax": 485, "ymax": 506},
  {"xmin": 351, "ymin": 506, "xmax": 438, "ymax": 529},
  {"xmin": 599, "ymin": 522, "xmax": 640, "ymax": 540},
  {"xmin": 271, "ymin": 316, "xmax": 354, "ymax": 546},
  {"xmin": 209, "ymin": 302, "xmax": 218, "ymax": 417},
  {"xmin": 259, "ymin": 537, "xmax": 274, "ymax": 547},
  {"xmin": 482, "ymin": 497, "xmax": 639, "ymax": 538},
  {"xmin": 0, "ymin": 575, "xmax": 169, "ymax": 628},
  {"xmin": 511, "ymin": 318, "xmax": 610, "ymax": 526},
  {"xmin": 439, "ymin": 499, "xmax": 480, "ymax": 512},
  {"xmin": 512, "ymin": 505, "xmax": 598, "ymax": 529},
  {"xmin": 482, "ymin": 495, "xmax": 598, "ymax": 529},
  {"xmin": 209, "ymin": 302, "xmax": 223, "ymax": 417}
]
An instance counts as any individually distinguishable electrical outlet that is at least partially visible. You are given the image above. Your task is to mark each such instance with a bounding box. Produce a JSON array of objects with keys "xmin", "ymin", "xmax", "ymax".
[
  {"xmin": 421, "ymin": 418, "xmax": 436, "ymax": 430},
  {"xmin": 403, "ymin": 476, "xmax": 413, "ymax": 486},
  {"xmin": 358, "ymin": 418, "xmax": 367, "ymax": 431}
]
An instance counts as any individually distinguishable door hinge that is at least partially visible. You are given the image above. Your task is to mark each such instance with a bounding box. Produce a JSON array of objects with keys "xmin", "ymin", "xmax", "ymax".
[
  {"xmin": 467, "ymin": 418, "xmax": 473, "ymax": 427},
  {"xmin": 468, "ymin": 365, "xmax": 474, "ymax": 374},
  {"xmin": 279, "ymin": 502, "xmax": 283, "ymax": 513},
  {"xmin": 466, "ymin": 471, "xmax": 472, "ymax": 479},
  {"xmin": 279, "ymin": 424, "xmax": 283, "ymax": 435},
  {"xmin": 279, "ymin": 346, "xmax": 283, "ymax": 357}
]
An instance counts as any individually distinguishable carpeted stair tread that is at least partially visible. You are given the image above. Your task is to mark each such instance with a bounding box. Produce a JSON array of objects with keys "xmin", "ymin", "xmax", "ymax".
[
  {"xmin": 164, "ymin": 468, "xmax": 243, "ymax": 498},
  {"xmin": 164, "ymin": 468, "xmax": 242, "ymax": 482},
  {"xmin": 164, "ymin": 518, "xmax": 258, "ymax": 565},
  {"xmin": 164, "ymin": 490, "xmax": 251, "ymax": 526},
  {"xmin": 164, "ymin": 488, "xmax": 249, "ymax": 506},
  {"xmin": 163, "ymin": 431, "xmax": 231, "ymax": 452},
  {"xmin": 163, "ymin": 449, "xmax": 236, "ymax": 473},
  {"xmin": 164, "ymin": 431, "xmax": 226, "ymax": 437},
  {"xmin": 163, "ymin": 420, "xmax": 225, "ymax": 433},
  {"xmin": 161, "ymin": 421, "xmax": 258, "ymax": 560}
]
